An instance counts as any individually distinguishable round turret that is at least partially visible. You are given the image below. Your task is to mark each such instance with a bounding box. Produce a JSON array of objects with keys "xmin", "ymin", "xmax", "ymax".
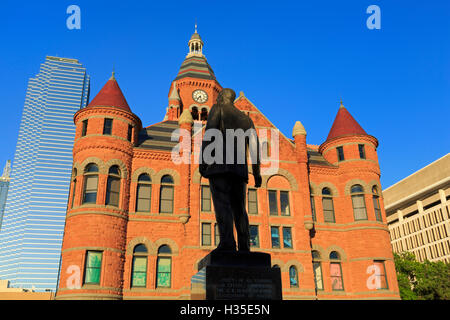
[{"xmin": 57, "ymin": 74, "xmax": 142, "ymax": 300}]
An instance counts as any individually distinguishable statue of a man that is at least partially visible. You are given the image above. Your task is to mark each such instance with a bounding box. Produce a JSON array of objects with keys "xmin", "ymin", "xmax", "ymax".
[{"xmin": 200, "ymin": 88, "xmax": 262, "ymax": 252}]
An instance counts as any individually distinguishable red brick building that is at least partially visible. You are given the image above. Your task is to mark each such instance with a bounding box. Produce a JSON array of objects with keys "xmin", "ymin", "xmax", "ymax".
[{"xmin": 56, "ymin": 30, "xmax": 400, "ymax": 300}]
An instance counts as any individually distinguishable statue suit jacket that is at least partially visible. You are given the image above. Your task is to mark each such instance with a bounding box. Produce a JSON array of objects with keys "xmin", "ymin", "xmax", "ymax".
[{"xmin": 199, "ymin": 101, "xmax": 261, "ymax": 183}]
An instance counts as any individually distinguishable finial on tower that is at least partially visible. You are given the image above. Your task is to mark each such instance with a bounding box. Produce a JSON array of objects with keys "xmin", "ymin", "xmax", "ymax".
[
  {"xmin": 110, "ymin": 66, "xmax": 116, "ymax": 80},
  {"xmin": 195, "ymin": 20, "xmax": 198, "ymax": 33},
  {"xmin": 339, "ymin": 98, "xmax": 344, "ymax": 109}
]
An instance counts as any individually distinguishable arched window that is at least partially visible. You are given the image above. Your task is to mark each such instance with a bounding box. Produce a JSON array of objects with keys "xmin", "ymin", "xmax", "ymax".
[
  {"xmin": 159, "ymin": 175, "xmax": 174, "ymax": 214},
  {"xmin": 289, "ymin": 266, "xmax": 299, "ymax": 288},
  {"xmin": 156, "ymin": 245, "xmax": 172, "ymax": 288},
  {"xmin": 136, "ymin": 173, "xmax": 152, "ymax": 212},
  {"xmin": 351, "ymin": 184, "xmax": 367, "ymax": 220},
  {"xmin": 191, "ymin": 107, "xmax": 199, "ymax": 120},
  {"xmin": 329, "ymin": 251, "xmax": 344, "ymax": 291},
  {"xmin": 322, "ymin": 187, "xmax": 335, "ymax": 223},
  {"xmin": 82, "ymin": 163, "xmax": 99, "ymax": 204},
  {"xmin": 71, "ymin": 168, "xmax": 77, "ymax": 208},
  {"xmin": 372, "ymin": 186, "xmax": 382, "ymax": 222},
  {"xmin": 106, "ymin": 165, "xmax": 121, "ymax": 207},
  {"xmin": 267, "ymin": 176, "xmax": 291, "ymax": 216},
  {"xmin": 312, "ymin": 250, "xmax": 323, "ymax": 291},
  {"xmin": 200, "ymin": 108, "xmax": 208, "ymax": 121},
  {"xmin": 131, "ymin": 244, "xmax": 148, "ymax": 288},
  {"xmin": 329, "ymin": 251, "xmax": 340, "ymax": 260}
]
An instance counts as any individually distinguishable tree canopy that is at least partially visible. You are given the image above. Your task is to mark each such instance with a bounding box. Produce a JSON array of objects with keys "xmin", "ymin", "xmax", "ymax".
[{"xmin": 394, "ymin": 252, "xmax": 450, "ymax": 300}]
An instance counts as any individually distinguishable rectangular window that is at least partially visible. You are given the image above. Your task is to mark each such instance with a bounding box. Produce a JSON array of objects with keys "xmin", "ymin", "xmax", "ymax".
[
  {"xmin": 84, "ymin": 251, "xmax": 102, "ymax": 284},
  {"xmin": 280, "ymin": 191, "xmax": 290, "ymax": 216},
  {"xmin": 373, "ymin": 196, "xmax": 382, "ymax": 222},
  {"xmin": 313, "ymin": 262, "xmax": 324, "ymax": 290},
  {"xmin": 283, "ymin": 227, "xmax": 293, "ymax": 249},
  {"xmin": 352, "ymin": 195, "xmax": 367, "ymax": 220},
  {"xmin": 103, "ymin": 118, "xmax": 113, "ymax": 135},
  {"xmin": 127, "ymin": 124, "xmax": 133, "ymax": 142},
  {"xmin": 71, "ymin": 179, "xmax": 77, "ymax": 208},
  {"xmin": 271, "ymin": 226, "xmax": 280, "ymax": 248},
  {"xmin": 81, "ymin": 119, "xmax": 88, "ymax": 137},
  {"xmin": 201, "ymin": 185, "xmax": 211, "ymax": 212},
  {"xmin": 156, "ymin": 257, "xmax": 171, "ymax": 288},
  {"xmin": 159, "ymin": 186, "xmax": 174, "ymax": 213},
  {"xmin": 268, "ymin": 190, "xmax": 278, "ymax": 215},
  {"xmin": 250, "ymin": 225, "xmax": 259, "ymax": 248},
  {"xmin": 248, "ymin": 188, "xmax": 258, "ymax": 214},
  {"xmin": 330, "ymin": 262, "xmax": 344, "ymax": 291},
  {"xmin": 358, "ymin": 144, "xmax": 366, "ymax": 159},
  {"xmin": 131, "ymin": 256, "xmax": 147, "ymax": 287},
  {"xmin": 373, "ymin": 260, "xmax": 388, "ymax": 289},
  {"xmin": 337, "ymin": 146, "xmax": 345, "ymax": 162},
  {"xmin": 136, "ymin": 184, "xmax": 151, "ymax": 212},
  {"xmin": 214, "ymin": 223, "xmax": 220, "ymax": 246},
  {"xmin": 106, "ymin": 177, "xmax": 120, "ymax": 207},
  {"xmin": 83, "ymin": 175, "xmax": 98, "ymax": 204},
  {"xmin": 202, "ymin": 223, "xmax": 211, "ymax": 246},
  {"xmin": 311, "ymin": 196, "xmax": 316, "ymax": 221},
  {"xmin": 323, "ymin": 197, "xmax": 336, "ymax": 222}
]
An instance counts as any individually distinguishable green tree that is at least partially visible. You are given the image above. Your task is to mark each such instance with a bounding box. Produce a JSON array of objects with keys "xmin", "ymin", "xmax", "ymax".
[{"xmin": 394, "ymin": 252, "xmax": 450, "ymax": 300}]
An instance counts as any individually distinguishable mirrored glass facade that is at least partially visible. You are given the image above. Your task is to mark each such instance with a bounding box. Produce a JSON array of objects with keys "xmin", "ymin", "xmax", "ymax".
[{"xmin": 0, "ymin": 56, "xmax": 90, "ymax": 291}]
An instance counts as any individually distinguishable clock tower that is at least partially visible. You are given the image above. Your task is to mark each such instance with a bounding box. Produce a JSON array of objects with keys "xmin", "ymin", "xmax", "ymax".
[{"xmin": 165, "ymin": 25, "xmax": 222, "ymax": 122}]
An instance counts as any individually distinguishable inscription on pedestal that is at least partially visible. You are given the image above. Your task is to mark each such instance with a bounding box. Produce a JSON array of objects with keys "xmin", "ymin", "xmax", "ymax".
[
  {"xmin": 216, "ymin": 277, "xmax": 274, "ymax": 299},
  {"xmin": 206, "ymin": 265, "xmax": 281, "ymax": 300}
]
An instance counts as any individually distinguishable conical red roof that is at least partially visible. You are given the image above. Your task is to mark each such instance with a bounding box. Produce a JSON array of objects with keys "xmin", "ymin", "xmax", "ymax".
[
  {"xmin": 326, "ymin": 104, "xmax": 367, "ymax": 141},
  {"xmin": 88, "ymin": 74, "xmax": 131, "ymax": 112}
]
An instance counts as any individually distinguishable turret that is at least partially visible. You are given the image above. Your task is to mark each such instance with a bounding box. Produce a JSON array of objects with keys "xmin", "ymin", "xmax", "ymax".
[
  {"xmin": 56, "ymin": 73, "xmax": 142, "ymax": 300},
  {"xmin": 319, "ymin": 101, "xmax": 378, "ymax": 167},
  {"xmin": 167, "ymin": 81, "xmax": 181, "ymax": 120}
]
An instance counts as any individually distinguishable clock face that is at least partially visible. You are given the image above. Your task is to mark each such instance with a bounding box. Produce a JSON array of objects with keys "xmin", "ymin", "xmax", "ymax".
[{"xmin": 192, "ymin": 89, "xmax": 208, "ymax": 103}]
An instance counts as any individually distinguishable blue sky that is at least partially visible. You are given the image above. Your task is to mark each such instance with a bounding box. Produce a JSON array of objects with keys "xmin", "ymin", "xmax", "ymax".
[{"xmin": 0, "ymin": 0, "xmax": 449, "ymax": 188}]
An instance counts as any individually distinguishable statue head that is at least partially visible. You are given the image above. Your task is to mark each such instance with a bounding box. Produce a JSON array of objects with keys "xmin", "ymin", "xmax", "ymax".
[{"xmin": 217, "ymin": 88, "xmax": 236, "ymax": 105}]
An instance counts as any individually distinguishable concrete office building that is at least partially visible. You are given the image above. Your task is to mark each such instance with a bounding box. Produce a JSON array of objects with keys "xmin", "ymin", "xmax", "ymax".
[{"xmin": 384, "ymin": 154, "xmax": 450, "ymax": 263}]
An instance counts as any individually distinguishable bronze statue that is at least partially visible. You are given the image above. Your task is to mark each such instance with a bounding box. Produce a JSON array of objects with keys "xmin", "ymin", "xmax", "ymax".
[{"xmin": 200, "ymin": 88, "xmax": 262, "ymax": 252}]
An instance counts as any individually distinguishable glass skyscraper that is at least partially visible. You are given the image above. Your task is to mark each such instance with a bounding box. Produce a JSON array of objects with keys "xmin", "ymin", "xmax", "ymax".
[
  {"xmin": 0, "ymin": 160, "xmax": 11, "ymax": 230},
  {"xmin": 0, "ymin": 56, "xmax": 90, "ymax": 291}
]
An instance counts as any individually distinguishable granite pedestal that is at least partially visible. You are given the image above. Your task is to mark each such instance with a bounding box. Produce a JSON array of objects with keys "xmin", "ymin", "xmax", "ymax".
[{"xmin": 191, "ymin": 250, "xmax": 282, "ymax": 300}]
